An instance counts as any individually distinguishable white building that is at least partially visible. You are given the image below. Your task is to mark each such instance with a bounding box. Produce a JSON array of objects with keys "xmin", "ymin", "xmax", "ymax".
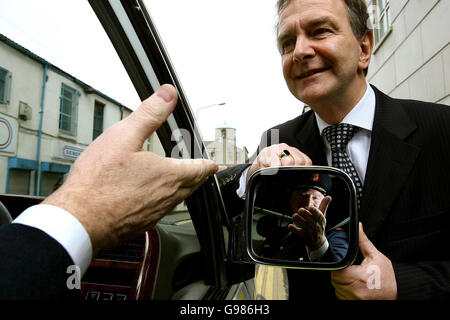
[
  {"xmin": 366, "ymin": 0, "xmax": 450, "ymax": 105},
  {"xmin": 205, "ymin": 124, "xmax": 248, "ymax": 167},
  {"xmin": 0, "ymin": 33, "xmax": 151, "ymax": 196}
]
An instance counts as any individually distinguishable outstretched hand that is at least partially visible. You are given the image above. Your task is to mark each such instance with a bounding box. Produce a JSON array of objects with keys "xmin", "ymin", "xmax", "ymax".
[
  {"xmin": 44, "ymin": 85, "xmax": 218, "ymax": 255},
  {"xmin": 288, "ymin": 196, "xmax": 332, "ymax": 250}
]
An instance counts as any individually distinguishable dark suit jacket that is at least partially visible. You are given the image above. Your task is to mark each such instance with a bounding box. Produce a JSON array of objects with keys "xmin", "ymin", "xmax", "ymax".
[
  {"xmin": 218, "ymin": 86, "xmax": 450, "ymax": 300},
  {"xmin": 0, "ymin": 223, "xmax": 79, "ymax": 300},
  {"xmin": 273, "ymin": 227, "xmax": 349, "ymax": 263}
]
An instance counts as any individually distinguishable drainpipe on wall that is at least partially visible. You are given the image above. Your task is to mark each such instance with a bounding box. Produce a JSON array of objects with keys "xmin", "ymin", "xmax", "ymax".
[{"xmin": 34, "ymin": 63, "xmax": 48, "ymax": 196}]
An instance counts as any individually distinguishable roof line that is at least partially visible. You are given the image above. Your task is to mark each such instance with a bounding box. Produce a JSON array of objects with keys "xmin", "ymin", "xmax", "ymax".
[{"xmin": 0, "ymin": 33, "xmax": 132, "ymax": 111}]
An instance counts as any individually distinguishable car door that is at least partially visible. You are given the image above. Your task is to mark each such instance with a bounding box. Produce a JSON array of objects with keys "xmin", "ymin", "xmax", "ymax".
[
  {"xmin": 0, "ymin": 0, "xmax": 253, "ymax": 300},
  {"xmin": 88, "ymin": 0, "xmax": 254, "ymax": 300}
]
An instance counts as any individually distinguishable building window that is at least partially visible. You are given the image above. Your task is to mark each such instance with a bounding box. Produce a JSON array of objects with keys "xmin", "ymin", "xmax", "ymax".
[
  {"xmin": 0, "ymin": 66, "xmax": 12, "ymax": 105},
  {"xmin": 372, "ymin": 0, "xmax": 391, "ymax": 44},
  {"xmin": 59, "ymin": 83, "xmax": 79, "ymax": 136},
  {"xmin": 93, "ymin": 101, "xmax": 105, "ymax": 140}
]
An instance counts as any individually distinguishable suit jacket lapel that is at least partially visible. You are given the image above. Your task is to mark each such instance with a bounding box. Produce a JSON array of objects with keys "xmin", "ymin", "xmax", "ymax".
[{"xmin": 360, "ymin": 87, "xmax": 420, "ymax": 238}]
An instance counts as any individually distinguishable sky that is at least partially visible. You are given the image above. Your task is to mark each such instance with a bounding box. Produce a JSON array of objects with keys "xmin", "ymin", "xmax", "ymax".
[{"xmin": 0, "ymin": 0, "xmax": 303, "ymax": 153}]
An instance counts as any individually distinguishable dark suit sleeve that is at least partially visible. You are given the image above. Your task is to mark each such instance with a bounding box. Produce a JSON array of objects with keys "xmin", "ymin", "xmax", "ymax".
[
  {"xmin": 0, "ymin": 223, "xmax": 80, "ymax": 300},
  {"xmin": 393, "ymin": 262, "xmax": 450, "ymax": 300},
  {"xmin": 321, "ymin": 228, "xmax": 349, "ymax": 262},
  {"xmin": 216, "ymin": 163, "xmax": 251, "ymax": 219}
]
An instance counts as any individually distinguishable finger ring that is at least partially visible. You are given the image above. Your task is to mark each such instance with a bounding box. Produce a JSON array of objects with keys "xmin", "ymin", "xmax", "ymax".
[{"xmin": 279, "ymin": 149, "xmax": 291, "ymax": 160}]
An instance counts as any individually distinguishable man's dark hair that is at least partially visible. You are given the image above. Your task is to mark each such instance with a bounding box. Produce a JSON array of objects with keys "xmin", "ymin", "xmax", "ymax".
[{"xmin": 276, "ymin": 0, "xmax": 371, "ymax": 75}]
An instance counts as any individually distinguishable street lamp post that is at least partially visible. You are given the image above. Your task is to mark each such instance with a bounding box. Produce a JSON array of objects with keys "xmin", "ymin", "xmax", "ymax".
[
  {"xmin": 196, "ymin": 102, "xmax": 226, "ymax": 120},
  {"xmin": 195, "ymin": 102, "xmax": 226, "ymax": 159}
]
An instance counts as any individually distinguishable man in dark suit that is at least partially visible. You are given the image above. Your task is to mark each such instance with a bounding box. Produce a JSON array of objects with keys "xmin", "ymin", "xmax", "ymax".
[
  {"xmin": 0, "ymin": 85, "xmax": 218, "ymax": 299},
  {"xmin": 218, "ymin": 0, "xmax": 449, "ymax": 300},
  {"xmin": 0, "ymin": 223, "xmax": 81, "ymax": 299}
]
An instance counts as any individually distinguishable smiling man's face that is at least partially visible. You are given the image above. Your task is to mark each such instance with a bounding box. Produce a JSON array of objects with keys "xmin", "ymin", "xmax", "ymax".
[{"xmin": 278, "ymin": 0, "xmax": 368, "ymax": 111}]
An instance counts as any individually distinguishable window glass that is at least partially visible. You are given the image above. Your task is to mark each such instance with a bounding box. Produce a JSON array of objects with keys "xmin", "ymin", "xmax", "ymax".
[
  {"xmin": 59, "ymin": 83, "xmax": 78, "ymax": 136},
  {"xmin": 143, "ymin": 0, "xmax": 302, "ymax": 161},
  {"xmin": 375, "ymin": 0, "xmax": 391, "ymax": 43},
  {"xmin": 93, "ymin": 101, "xmax": 105, "ymax": 140},
  {"xmin": 0, "ymin": 66, "xmax": 11, "ymax": 104},
  {"xmin": 142, "ymin": 1, "xmax": 304, "ymax": 298},
  {"xmin": 377, "ymin": 0, "xmax": 386, "ymax": 12},
  {"xmin": 0, "ymin": 0, "xmax": 142, "ymax": 196},
  {"xmin": 0, "ymin": 67, "xmax": 6, "ymax": 102}
]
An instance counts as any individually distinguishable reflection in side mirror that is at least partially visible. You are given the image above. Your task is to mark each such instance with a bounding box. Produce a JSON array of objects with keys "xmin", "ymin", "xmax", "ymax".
[{"xmin": 246, "ymin": 166, "xmax": 359, "ymax": 270}]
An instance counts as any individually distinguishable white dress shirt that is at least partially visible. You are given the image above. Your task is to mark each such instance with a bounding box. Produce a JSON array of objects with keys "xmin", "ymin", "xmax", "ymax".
[
  {"xmin": 315, "ymin": 83, "xmax": 376, "ymax": 184},
  {"xmin": 237, "ymin": 83, "xmax": 376, "ymax": 260},
  {"xmin": 13, "ymin": 204, "xmax": 93, "ymax": 276}
]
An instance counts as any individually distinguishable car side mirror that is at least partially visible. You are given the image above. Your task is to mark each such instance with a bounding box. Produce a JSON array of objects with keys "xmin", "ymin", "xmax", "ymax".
[{"xmin": 242, "ymin": 166, "xmax": 359, "ymax": 270}]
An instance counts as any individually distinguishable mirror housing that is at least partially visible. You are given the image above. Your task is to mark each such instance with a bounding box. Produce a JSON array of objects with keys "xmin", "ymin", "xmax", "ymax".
[{"xmin": 240, "ymin": 166, "xmax": 359, "ymax": 270}]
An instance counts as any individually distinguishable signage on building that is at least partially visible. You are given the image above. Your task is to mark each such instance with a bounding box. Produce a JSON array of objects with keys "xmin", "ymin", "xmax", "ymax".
[
  {"xmin": 0, "ymin": 114, "xmax": 18, "ymax": 154},
  {"xmin": 63, "ymin": 145, "xmax": 84, "ymax": 160},
  {"xmin": 52, "ymin": 141, "xmax": 84, "ymax": 161}
]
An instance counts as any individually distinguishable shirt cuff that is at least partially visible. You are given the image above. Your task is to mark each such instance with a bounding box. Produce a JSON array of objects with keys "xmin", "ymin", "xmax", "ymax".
[
  {"xmin": 307, "ymin": 239, "xmax": 329, "ymax": 262},
  {"xmin": 13, "ymin": 204, "xmax": 92, "ymax": 276},
  {"xmin": 236, "ymin": 167, "xmax": 250, "ymax": 199}
]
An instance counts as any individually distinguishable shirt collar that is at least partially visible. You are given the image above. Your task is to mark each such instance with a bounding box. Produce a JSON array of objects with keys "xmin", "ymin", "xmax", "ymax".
[{"xmin": 315, "ymin": 82, "xmax": 376, "ymax": 134}]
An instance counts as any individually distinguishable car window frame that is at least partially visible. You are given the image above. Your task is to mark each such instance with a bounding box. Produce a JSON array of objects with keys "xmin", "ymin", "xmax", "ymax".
[{"xmin": 88, "ymin": 0, "xmax": 235, "ymax": 292}]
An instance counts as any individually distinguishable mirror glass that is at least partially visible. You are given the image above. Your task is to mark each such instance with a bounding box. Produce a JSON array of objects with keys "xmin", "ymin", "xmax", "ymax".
[{"xmin": 248, "ymin": 167, "xmax": 357, "ymax": 267}]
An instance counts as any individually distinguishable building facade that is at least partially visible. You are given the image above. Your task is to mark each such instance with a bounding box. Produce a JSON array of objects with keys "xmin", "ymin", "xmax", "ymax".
[
  {"xmin": 0, "ymin": 33, "xmax": 150, "ymax": 196},
  {"xmin": 366, "ymin": 0, "xmax": 450, "ymax": 106},
  {"xmin": 205, "ymin": 124, "xmax": 248, "ymax": 167}
]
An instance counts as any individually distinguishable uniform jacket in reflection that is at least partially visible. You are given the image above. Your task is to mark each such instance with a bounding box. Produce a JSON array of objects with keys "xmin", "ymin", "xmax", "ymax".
[
  {"xmin": 260, "ymin": 223, "xmax": 348, "ymax": 263},
  {"xmin": 254, "ymin": 178, "xmax": 349, "ymax": 263},
  {"xmin": 218, "ymin": 86, "xmax": 450, "ymax": 300}
]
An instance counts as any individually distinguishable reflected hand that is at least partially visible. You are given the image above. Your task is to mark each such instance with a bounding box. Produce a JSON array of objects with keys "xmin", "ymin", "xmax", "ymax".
[
  {"xmin": 246, "ymin": 143, "xmax": 312, "ymax": 184},
  {"xmin": 288, "ymin": 196, "xmax": 332, "ymax": 250},
  {"xmin": 44, "ymin": 85, "xmax": 218, "ymax": 255},
  {"xmin": 331, "ymin": 223, "xmax": 398, "ymax": 300}
]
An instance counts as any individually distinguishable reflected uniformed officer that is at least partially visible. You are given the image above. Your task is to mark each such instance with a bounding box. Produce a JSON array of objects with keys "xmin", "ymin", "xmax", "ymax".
[
  {"xmin": 283, "ymin": 173, "xmax": 348, "ymax": 262},
  {"xmin": 256, "ymin": 173, "xmax": 348, "ymax": 262},
  {"xmin": 289, "ymin": 173, "xmax": 331, "ymax": 211}
]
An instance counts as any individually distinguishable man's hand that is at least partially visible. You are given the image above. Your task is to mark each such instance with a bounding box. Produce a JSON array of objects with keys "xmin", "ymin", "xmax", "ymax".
[
  {"xmin": 288, "ymin": 196, "xmax": 331, "ymax": 250},
  {"xmin": 43, "ymin": 85, "xmax": 218, "ymax": 255},
  {"xmin": 247, "ymin": 143, "xmax": 312, "ymax": 184},
  {"xmin": 331, "ymin": 223, "xmax": 398, "ymax": 300}
]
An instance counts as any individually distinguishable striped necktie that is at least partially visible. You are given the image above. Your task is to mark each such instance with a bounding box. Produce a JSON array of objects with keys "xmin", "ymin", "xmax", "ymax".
[{"xmin": 323, "ymin": 123, "xmax": 363, "ymax": 208}]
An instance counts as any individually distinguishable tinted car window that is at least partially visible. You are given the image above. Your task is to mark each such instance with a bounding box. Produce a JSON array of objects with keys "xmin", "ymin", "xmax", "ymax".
[
  {"xmin": 0, "ymin": 0, "xmax": 144, "ymax": 197},
  {"xmin": 143, "ymin": 0, "xmax": 304, "ymax": 161}
]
